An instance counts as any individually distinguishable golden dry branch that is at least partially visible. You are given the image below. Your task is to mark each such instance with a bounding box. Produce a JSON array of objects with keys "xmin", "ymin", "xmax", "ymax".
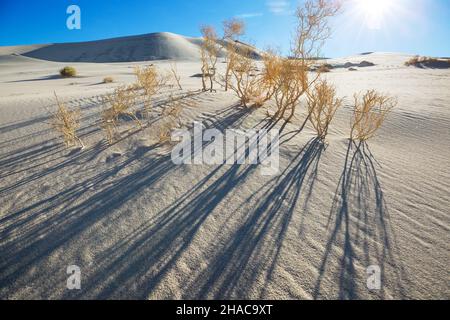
[
  {"xmin": 101, "ymin": 85, "xmax": 141, "ymax": 144},
  {"xmin": 307, "ymin": 80, "xmax": 342, "ymax": 140},
  {"xmin": 350, "ymin": 90, "xmax": 397, "ymax": 141},
  {"xmin": 52, "ymin": 92, "xmax": 84, "ymax": 149}
]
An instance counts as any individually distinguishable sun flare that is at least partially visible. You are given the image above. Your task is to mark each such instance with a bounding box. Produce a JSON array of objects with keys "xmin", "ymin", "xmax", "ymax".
[{"xmin": 355, "ymin": 0, "xmax": 394, "ymax": 29}]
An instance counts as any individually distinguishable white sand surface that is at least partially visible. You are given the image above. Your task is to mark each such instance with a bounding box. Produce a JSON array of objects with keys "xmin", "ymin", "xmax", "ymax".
[{"xmin": 0, "ymin": 39, "xmax": 449, "ymax": 300}]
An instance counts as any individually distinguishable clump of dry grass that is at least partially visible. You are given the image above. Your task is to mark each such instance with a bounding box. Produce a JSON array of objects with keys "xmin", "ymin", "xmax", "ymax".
[
  {"xmin": 52, "ymin": 92, "xmax": 84, "ymax": 148},
  {"xmin": 307, "ymin": 80, "xmax": 342, "ymax": 140},
  {"xmin": 101, "ymin": 85, "xmax": 141, "ymax": 144},
  {"xmin": 103, "ymin": 76, "xmax": 114, "ymax": 83},
  {"xmin": 317, "ymin": 63, "xmax": 332, "ymax": 73},
  {"xmin": 350, "ymin": 90, "xmax": 397, "ymax": 142},
  {"xmin": 134, "ymin": 65, "xmax": 167, "ymax": 116},
  {"xmin": 405, "ymin": 55, "xmax": 438, "ymax": 66},
  {"xmin": 60, "ymin": 66, "xmax": 77, "ymax": 78}
]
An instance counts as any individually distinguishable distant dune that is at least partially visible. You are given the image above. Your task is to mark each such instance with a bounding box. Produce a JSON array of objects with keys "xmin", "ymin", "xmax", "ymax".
[{"xmin": 0, "ymin": 32, "xmax": 261, "ymax": 63}]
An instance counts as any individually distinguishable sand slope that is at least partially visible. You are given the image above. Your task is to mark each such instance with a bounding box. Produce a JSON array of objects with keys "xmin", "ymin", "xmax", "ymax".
[
  {"xmin": 0, "ymin": 50, "xmax": 448, "ymax": 299},
  {"xmin": 0, "ymin": 32, "xmax": 261, "ymax": 63}
]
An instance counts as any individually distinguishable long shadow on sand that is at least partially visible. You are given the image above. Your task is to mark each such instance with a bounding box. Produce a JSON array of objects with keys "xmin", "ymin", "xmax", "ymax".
[
  {"xmin": 313, "ymin": 141, "xmax": 406, "ymax": 299},
  {"xmin": 185, "ymin": 138, "xmax": 324, "ymax": 299},
  {"xmin": 0, "ymin": 105, "xmax": 257, "ymax": 299}
]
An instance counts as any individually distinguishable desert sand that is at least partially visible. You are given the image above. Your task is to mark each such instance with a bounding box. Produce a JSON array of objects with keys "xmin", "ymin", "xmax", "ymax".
[{"xmin": 0, "ymin": 33, "xmax": 449, "ymax": 299}]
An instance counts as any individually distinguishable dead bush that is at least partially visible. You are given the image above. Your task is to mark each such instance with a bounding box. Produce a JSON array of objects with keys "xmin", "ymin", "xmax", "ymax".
[
  {"xmin": 101, "ymin": 85, "xmax": 141, "ymax": 144},
  {"xmin": 134, "ymin": 65, "xmax": 167, "ymax": 115},
  {"xmin": 222, "ymin": 18, "xmax": 245, "ymax": 91},
  {"xmin": 269, "ymin": 0, "xmax": 340, "ymax": 123},
  {"xmin": 228, "ymin": 47, "xmax": 266, "ymax": 108},
  {"xmin": 103, "ymin": 76, "xmax": 114, "ymax": 83},
  {"xmin": 317, "ymin": 63, "xmax": 332, "ymax": 73},
  {"xmin": 350, "ymin": 90, "xmax": 397, "ymax": 141},
  {"xmin": 52, "ymin": 92, "xmax": 84, "ymax": 148},
  {"xmin": 170, "ymin": 62, "xmax": 183, "ymax": 90},
  {"xmin": 158, "ymin": 95, "xmax": 184, "ymax": 144},
  {"xmin": 200, "ymin": 25, "xmax": 219, "ymax": 92},
  {"xmin": 307, "ymin": 80, "xmax": 342, "ymax": 140}
]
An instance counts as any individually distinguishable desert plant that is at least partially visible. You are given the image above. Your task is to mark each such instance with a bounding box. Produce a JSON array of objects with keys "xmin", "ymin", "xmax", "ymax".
[
  {"xmin": 350, "ymin": 90, "xmax": 397, "ymax": 141},
  {"xmin": 52, "ymin": 92, "xmax": 84, "ymax": 148},
  {"xmin": 157, "ymin": 95, "xmax": 184, "ymax": 144},
  {"xmin": 317, "ymin": 63, "xmax": 332, "ymax": 73},
  {"xmin": 60, "ymin": 66, "xmax": 77, "ymax": 78},
  {"xmin": 222, "ymin": 18, "xmax": 245, "ymax": 91},
  {"xmin": 271, "ymin": 58, "xmax": 310, "ymax": 121},
  {"xmin": 103, "ymin": 76, "xmax": 114, "ymax": 83},
  {"xmin": 170, "ymin": 62, "xmax": 183, "ymax": 90},
  {"xmin": 200, "ymin": 25, "xmax": 219, "ymax": 92},
  {"xmin": 307, "ymin": 80, "xmax": 343, "ymax": 140},
  {"xmin": 101, "ymin": 85, "xmax": 141, "ymax": 144},
  {"xmin": 228, "ymin": 47, "xmax": 266, "ymax": 108},
  {"xmin": 134, "ymin": 65, "xmax": 167, "ymax": 115},
  {"xmin": 269, "ymin": 0, "xmax": 340, "ymax": 123}
]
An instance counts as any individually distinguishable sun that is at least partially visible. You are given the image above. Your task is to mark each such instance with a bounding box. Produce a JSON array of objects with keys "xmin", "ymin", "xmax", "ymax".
[{"xmin": 355, "ymin": 0, "xmax": 394, "ymax": 30}]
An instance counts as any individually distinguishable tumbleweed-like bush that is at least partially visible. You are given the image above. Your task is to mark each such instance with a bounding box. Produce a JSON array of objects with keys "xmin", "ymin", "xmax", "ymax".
[
  {"xmin": 59, "ymin": 66, "xmax": 77, "ymax": 78},
  {"xmin": 307, "ymin": 80, "xmax": 343, "ymax": 140},
  {"xmin": 52, "ymin": 92, "xmax": 84, "ymax": 149},
  {"xmin": 350, "ymin": 90, "xmax": 397, "ymax": 142},
  {"xmin": 101, "ymin": 85, "xmax": 141, "ymax": 144}
]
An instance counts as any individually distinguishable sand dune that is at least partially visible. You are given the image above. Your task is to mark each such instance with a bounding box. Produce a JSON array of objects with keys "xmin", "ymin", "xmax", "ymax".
[
  {"xmin": 0, "ymin": 45, "xmax": 448, "ymax": 300},
  {"xmin": 0, "ymin": 32, "xmax": 261, "ymax": 63}
]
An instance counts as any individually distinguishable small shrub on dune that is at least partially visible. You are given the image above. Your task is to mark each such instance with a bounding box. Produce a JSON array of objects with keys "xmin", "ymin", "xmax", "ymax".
[
  {"xmin": 317, "ymin": 63, "xmax": 332, "ymax": 73},
  {"xmin": 134, "ymin": 65, "xmax": 167, "ymax": 115},
  {"xmin": 52, "ymin": 92, "xmax": 84, "ymax": 149},
  {"xmin": 228, "ymin": 47, "xmax": 267, "ymax": 108},
  {"xmin": 101, "ymin": 85, "xmax": 141, "ymax": 144},
  {"xmin": 59, "ymin": 66, "xmax": 77, "ymax": 78},
  {"xmin": 200, "ymin": 25, "xmax": 219, "ymax": 92},
  {"xmin": 307, "ymin": 80, "xmax": 343, "ymax": 140},
  {"xmin": 222, "ymin": 18, "xmax": 245, "ymax": 91},
  {"xmin": 103, "ymin": 76, "xmax": 114, "ymax": 83},
  {"xmin": 158, "ymin": 95, "xmax": 184, "ymax": 144},
  {"xmin": 350, "ymin": 90, "xmax": 397, "ymax": 142}
]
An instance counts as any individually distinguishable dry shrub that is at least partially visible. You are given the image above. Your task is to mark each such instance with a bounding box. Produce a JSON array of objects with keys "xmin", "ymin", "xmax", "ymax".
[
  {"xmin": 307, "ymin": 80, "xmax": 342, "ymax": 140},
  {"xmin": 103, "ymin": 76, "xmax": 114, "ymax": 83},
  {"xmin": 222, "ymin": 18, "xmax": 245, "ymax": 91},
  {"xmin": 270, "ymin": 0, "xmax": 340, "ymax": 123},
  {"xmin": 350, "ymin": 90, "xmax": 397, "ymax": 141},
  {"xmin": 158, "ymin": 95, "xmax": 184, "ymax": 144},
  {"xmin": 170, "ymin": 62, "xmax": 183, "ymax": 90},
  {"xmin": 60, "ymin": 66, "xmax": 77, "ymax": 78},
  {"xmin": 200, "ymin": 25, "xmax": 219, "ymax": 92},
  {"xmin": 272, "ymin": 59, "xmax": 311, "ymax": 121},
  {"xmin": 317, "ymin": 63, "xmax": 332, "ymax": 73},
  {"xmin": 134, "ymin": 65, "xmax": 167, "ymax": 115},
  {"xmin": 228, "ymin": 47, "xmax": 266, "ymax": 108},
  {"xmin": 101, "ymin": 85, "xmax": 141, "ymax": 144},
  {"xmin": 52, "ymin": 92, "xmax": 84, "ymax": 148},
  {"xmin": 405, "ymin": 55, "xmax": 442, "ymax": 66}
]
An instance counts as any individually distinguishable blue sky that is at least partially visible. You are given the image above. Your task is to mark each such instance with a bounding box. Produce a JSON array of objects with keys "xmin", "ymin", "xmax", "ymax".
[{"xmin": 0, "ymin": 0, "xmax": 449, "ymax": 57}]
